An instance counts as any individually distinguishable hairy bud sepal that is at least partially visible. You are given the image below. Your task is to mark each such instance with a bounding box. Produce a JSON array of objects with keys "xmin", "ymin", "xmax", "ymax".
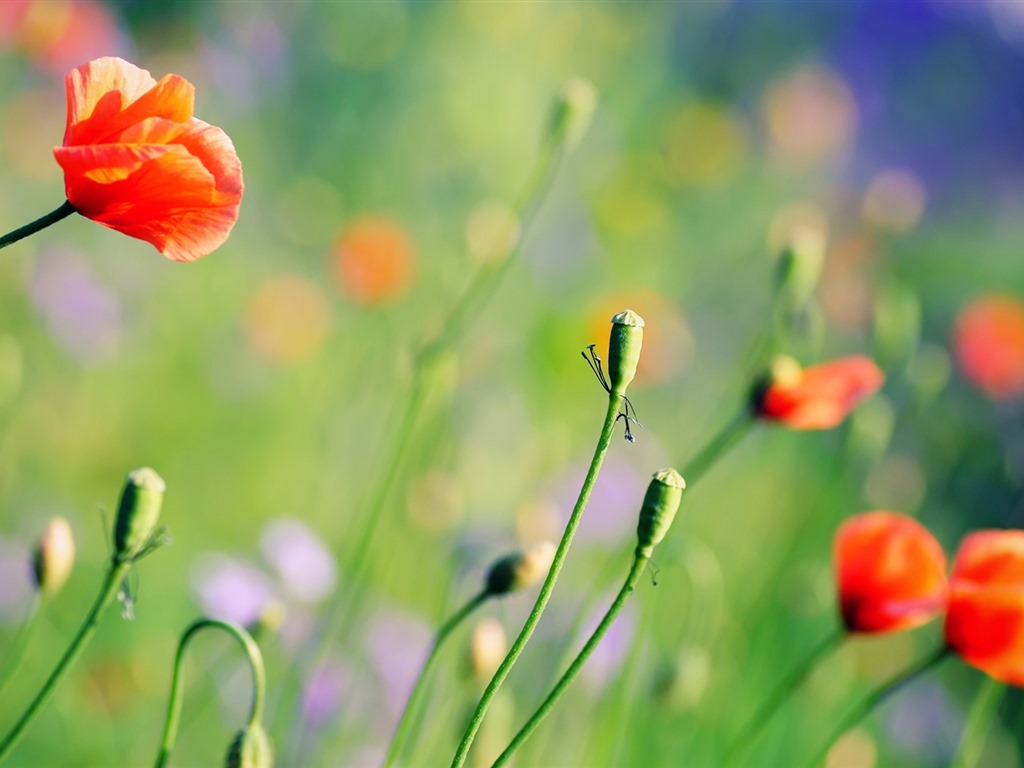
[
  {"xmin": 484, "ymin": 542, "xmax": 556, "ymax": 597},
  {"xmin": 608, "ymin": 309, "xmax": 644, "ymax": 397},
  {"xmin": 113, "ymin": 467, "xmax": 166, "ymax": 564}
]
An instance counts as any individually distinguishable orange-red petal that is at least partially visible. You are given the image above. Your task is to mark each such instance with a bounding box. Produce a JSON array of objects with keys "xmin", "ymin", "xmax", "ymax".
[
  {"xmin": 945, "ymin": 531, "xmax": 1024, "ymax": 686},
  {"xmin": 758, "ymin": 355, "xmax": 884, "ymax": 430},
  {"xmin": 834, "ymin": 511, "xmax": 948, "ymax": 634},
  {"xmin": 952, "ymin": 295, "xmax": 1024, "ymax": 400}
]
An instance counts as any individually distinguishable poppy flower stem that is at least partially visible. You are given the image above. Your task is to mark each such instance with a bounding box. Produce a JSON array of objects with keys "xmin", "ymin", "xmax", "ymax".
[
  {"xmin": 154, "ymin": 619, "xmax": 266, "ymax": 768},
  {"xmin": 491, "ymin": 552, "xmax": 651, "ymax": 767},
  {"xmin": 0, "ymin": 200, "xmax": 76, "ymax": 250},
  {"xmin": 384, "ymin": 591, "xmax": 490, "ymax": 768},
  {"xmin": 951, "ymin": 676, "xmax": 1006, "ymax": 768},
  {"xmin": 723, "ymin": 629, "xmax": 845, "ymax": 767},
  {"xmin": 0, "ymin": 559, "xmax": 129, "ymax": 762},
  {"xmin": 805, "ymin": 645, "xmax": 949, "ymax": 768},
  {"xmin": 450, "ymin": 393, "xmax": 623, "ymax": 768},
  {"xmin": 683, "ymin": 410, "xmax": 754, "ymax": 485}
]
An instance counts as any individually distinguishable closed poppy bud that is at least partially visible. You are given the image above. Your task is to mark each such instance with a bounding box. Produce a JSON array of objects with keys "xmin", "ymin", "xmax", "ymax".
[
  {"xmin": 113, "ymin": 467, "xmax": 165, "ymax": 564},
  {"xmin": 484, "ymin": 541, "xmax": 556, "ymax": 597},
  {"xmin": 945, "ymin": 530, "xmax": 1024, "ymax": 686},
  {"xmin": 608, "ymin": 309, "xmax": 645, "ymax": 396},
  {"xmin": 635, "ymin": 468, "xmax": 686, "ymax": 559},
  {"xmin": 52, "ymin": 57, "xmax": 243, "ymax": 262},
  {"xmin": 225, "ymin": 723, "xmax": 273, "ymax": 768},
  {"xmin": 834, "ymin": 511, "xmax": 947, "ymax": 634},
  {"xmin": 548, "ymin": 77, "xmax": 597, "ymax": 152},
  {"xmin": 753, "ymin": 354, "xmax": 884, "ymax": 430},
  {"xmin": 31, "ymin": 517, "xmax": 75, "ymax": 596}
]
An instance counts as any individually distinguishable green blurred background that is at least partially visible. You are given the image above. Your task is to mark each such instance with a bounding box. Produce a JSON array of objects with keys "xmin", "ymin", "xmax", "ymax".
[{"xmin": 2, "ymin": 1, "xmax": 1024, "ymax": 766}]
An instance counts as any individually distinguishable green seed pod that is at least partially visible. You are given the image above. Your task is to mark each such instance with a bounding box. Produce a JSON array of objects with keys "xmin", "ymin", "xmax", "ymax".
[
  {"xmin": 548, "ymin": 77, "xmax": 597, "ymax": 152},
  {"xmin": 608, "ymin": 309, "xmax": 645, "ymax": 396},
  {"xmin": 113, "ymin": 467, "xmax": 166, "ymax": 563},
  {"xmin": 635, "ymin": 468, "xmax": 685, "ymax": 559},
  {"xmin": 225, "ymin": 723, "xmax": 273, "ymax": 768},
  {"xmin": 484, "ymin": 541, "xmax": 556, "ymax": 597},
  {"xmin": 31, "ymin": 517, "xmax": 75, "ymax": 596}
]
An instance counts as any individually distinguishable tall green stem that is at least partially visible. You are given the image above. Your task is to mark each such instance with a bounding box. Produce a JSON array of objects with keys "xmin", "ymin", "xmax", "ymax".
[
  {"xmin": 384, "ymin": 592, "xmax": 489, "ymax": 768},
  {"xmin": 492, "ymin": 553, "xmax": 650, "ymax": 767},
  {"xmin": 154, "ymin": 619, "xmax": 266, "ymax": 768},
  {"xmin": 0, "ymin": 201, "xmax": 76, "ymax": 250},
  {"xmin": 951, "ymin": 676, "xmax": 1006, "ymax": 768},
  {"xmin": 804, "ymin": 646, "xmax": 949, "ymax": 768},
  {"xmin": 0, "ymin": 560, "xmax": 129, "ymax": 762},
  {"xmin": 450, "ymin": 394, "xmax": 622, "ymax": 768},
  {"xmin": 682, "ymin": 411, "xmax": 753, "ymax": 485},
  {"xmin": 723, "ymin": 630, "xmax": 845, "ymax": 767}
]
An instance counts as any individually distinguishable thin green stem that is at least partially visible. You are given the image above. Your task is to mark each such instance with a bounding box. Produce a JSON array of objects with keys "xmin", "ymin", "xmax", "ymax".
[
  {"xmin": 723, "ymin": 629, "xmax": 845, "ymax": 767},
  {"xmin": 450, "ymin": 394, "xmax": 623, "ymax": 768},
  {"xmin": 951, "ymin": 676, "xmax": 1006, "ymax": 768},
  {"xmin": 492, "ymin": 554, "xmax": 650, "ymax": 767},
  {"xmin": 682, "ymin": 410, "xmax": 754, "ymax": 485},
  {"xmin": 0, "ymin": 560, "xmax": 129, "ymax": 762},
  {"xmin": 154, "ymin": 618, "xmax": 266, "ymax": 768},
  {"xmin": 0, "ymin": 201, "xmax": 76, "ymax": 250},
  {"xmin": 0, "ymin": 595, "xmax": 41, "ymax": 694},
  {"xmin": 804, "ymin": 645, "xmax": 949, "ymax": 768},
  {"xmin": 384, "ymin": 591, "xmax": 489, "ymax": 768}
]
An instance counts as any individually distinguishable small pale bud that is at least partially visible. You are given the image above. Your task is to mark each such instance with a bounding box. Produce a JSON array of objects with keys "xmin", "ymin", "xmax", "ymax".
[
  {"xmin": 468, "ymin": 617, "xmax": 507, "ymax": 684},
  {"xmin": 247, "ymin": 599, "xmax": 288, "ymax": 640},
  {"xmin": 548, "ymin": 77, "xmax": 597, "ymax": 152},
  {"xmin": 775, "ymin": 228, "xmax": 825, "ymax": 309},
  {"xmin": 608, "ymin": 309, "xmax": 644, "ymax": 396},
  {"xmin": 31, "ymin": 517, "xmax": 75, "ymax": 596},
  {"xmin": 635, "ymin": 469, "xmax": 685, "ymax": 558},
  {"xmin": 113, "ymin": 467, "xmax": 166, "ymax": 563},
  {"xmin": 225, "ymin": 723, "xmax": 273, "ymax": 768},
  {"xmin": 484, "ymin": 541, "xmax": 556, "ymax": 596}
]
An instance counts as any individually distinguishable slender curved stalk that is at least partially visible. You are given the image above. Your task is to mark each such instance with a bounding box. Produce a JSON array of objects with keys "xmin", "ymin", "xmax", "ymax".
[
  {"xmin": 384, "ymin": 591, "xmax": 489, "ymax": 768},
  {"xmin": 682, "ymin": 411, "xmax": 753, "ymax": 485},
  {"xmin": 0, "ymin": 560, "xmax": 129, "ymax": 762},
  {"xmin": 451, "ymin": 394, "xmax": 622, "ymax": 768},
  {"xmin": 492, "ymin": 553, "xmax": 650, "ymax": 767},
  {"xmin": 804, "ymin": 646, "xmax": 949, "ymax": 768},
  {"xmin": 154, "ymin": 619, "xmax": 266, "ymax": 768},
  {"xmin": 951, "ymin": 676, "xmax": 1006, "ymax": 768},
  {"xmin": 723, "ymin": 629, "xmax": 845, "ymax": 767},
  {"xmin": 0, "ymin": 595, "xmax": 41, "ymax": 694},
  {"xmin": 0, "ymin": 201, "xmax": 76, "ymax": 250}
]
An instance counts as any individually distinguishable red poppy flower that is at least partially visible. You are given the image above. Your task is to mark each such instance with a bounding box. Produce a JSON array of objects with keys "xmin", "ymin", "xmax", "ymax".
[
  {"xmin": 755, "ymin": 355, "xmax": 884, "ymax": 430},
  {"xmin": 945, "ymin": 531, "xmax": 1024, "ymax": 686},
  {"xmin": 953, "ymin": 295, "xmax": 1024, "ymax": 400},
  {"xmin": 52, "ymin": 57, "xmax": 243, "ymax": 262},
  {"xmin": 835, "ymin": 511, "xmax": 948, "ymax": 634}
]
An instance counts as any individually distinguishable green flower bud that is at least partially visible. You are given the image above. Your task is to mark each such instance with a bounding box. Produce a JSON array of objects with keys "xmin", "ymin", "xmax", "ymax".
[
  {"xmin": 225, "ymin": 723, "xmax": 273, "ymax": 768},
  {"xmin": 31, "ymin": 517, "xmax": 75, "ymax": 596},
  {"xmin": 775, "ymin": 228, "xmax": 825, "ymax": 311},
  {"xmin": 635, "ymin": 468, "xmax": 685, "ymax": 558},
  {"xmin": 113, "ymin": 467, "xmax": 165, "ymax": 563},
  {"xmin": 484, "ymin": 541, "xmax": 556, "ymax": 597},
  {"xmin": 548, "ymin": 77, "xmax": 597, "ymax": 152},
  {"xmin": 608, "ymin": 309, "xmax": 644, "ymax": 396}
]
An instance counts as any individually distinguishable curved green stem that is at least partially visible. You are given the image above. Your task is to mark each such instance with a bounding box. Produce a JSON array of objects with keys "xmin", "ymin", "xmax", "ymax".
[
  {"xmin": 0, "ymin": 559, "xmax": 129, "ymax": 762},
  {"xmin": 0, "ymin": 201, "xmax": 76, "ymax": 250},
  {"xmin": 804, "ymin": 645, "xmax": 949, "ymax": 768},
  {"xmin": 723, "ymin": 629, "xmax": 845, "ymax": 767},
  {"xmin": 154, "ymin": 618, "xmax": 266, "ymax": 768},
  {"xmin": 451, "ymin": 394, "xmax": 622, "ymax": 768},
  {"xmin": 683, "ymin": 411, "xmax": 754, "ymax": 485},
  {"xmin": 0, "ymin": 594, "xmax": 41, "ymax": 695},
  {"xmin": 492, "ymin": 553, "xmax": 649, "ymax": 767},
  {"xmin": 951, "ymin": 676, "xmax": 1006, "ymax": 768},
  {"xmin": 384, "ymin": 591, "xmax": 489, "ymax": 768}
]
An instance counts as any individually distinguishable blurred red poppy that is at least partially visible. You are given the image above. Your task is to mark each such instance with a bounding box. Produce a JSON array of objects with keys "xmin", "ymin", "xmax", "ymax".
[
  {"xmin": 946, "ymin": 530, "xmax": 1024, "ymax": 686},
  {"xmin": 755, "ymin": 355, "xmax": 883, "ymax": 430},
  {"xmin": 953, "ymin": 295, "xmax": 1024, "ymax": 400},
  {"xmin": 835, "ymin": 511, "xmax": 947, "ymax": 634},
  {"xmin": 52, "ymin": 57, "xmax": 243, "ymax": 262}
]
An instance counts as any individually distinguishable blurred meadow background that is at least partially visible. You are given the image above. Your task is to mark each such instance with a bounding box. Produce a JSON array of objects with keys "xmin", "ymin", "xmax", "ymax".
[{"xmin": 2, "ymin": 1, "xmax": 1024, "ymax": 766}]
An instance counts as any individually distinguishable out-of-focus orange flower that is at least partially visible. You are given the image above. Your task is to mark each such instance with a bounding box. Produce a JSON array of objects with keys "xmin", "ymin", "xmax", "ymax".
[
  {"xmin": 835, "ymin": 511, "xmax": 948, "ymax": 634},
  {"xmin": 952, "ymin": 295, "xmax": 1024, "ymax": 400},
  {"xmin": 945, "ymin": 530, "xmax": 1024, "ymax": 686},
  {"xmin": 19, "ymin": 1, "xmax": 125, "ymax": 77},
  {"xmin": 754, "ymin": 355, "xmax": 884, "ymax": 430},
  {"xmin": 52, "ymin": 57, "xmax": 243, "ymax": 262},
  {"xmin": 332, "ymin": 216, "xmax": 414, "ymax": 304}
]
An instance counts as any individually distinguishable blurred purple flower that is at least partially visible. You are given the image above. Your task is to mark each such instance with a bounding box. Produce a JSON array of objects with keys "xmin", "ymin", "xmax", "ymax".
[
  {"xmin": 555, "ymin": 455, "xmax": 645, "ymax": 547},
  {"xmin": 260, "ymin": 517, "xmax": 337, "ymax": 604},
  {"xmin": 0, "ymin": 536, "xmax": 33, "ymax": 624},
  {"xmin": 363, "ymin": 608, "xmax": 432, "ymax": 721},
  {"xmin": 886, "ymin": 678, "xmax": 963, "ymax": 763},
  {"xmin": 29, "ymin": 247, "xmax": 120, "ymax": 365},
  {"xmin": 190, "ymin": 553, "xmax": 276, "ymax": 627},
  {"xmin": 580, "ymin": 601, "xmax": 636, "ymax": 690},
  {"xmin": 302, "ymin": 654, "xmax": 352, "ymax": 729}
]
